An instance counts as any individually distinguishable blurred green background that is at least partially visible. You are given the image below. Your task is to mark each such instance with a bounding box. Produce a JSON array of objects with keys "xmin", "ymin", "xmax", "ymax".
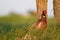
[{"xmin": 0, "ymin": 13, "xmax": 60, "ymax": 40}]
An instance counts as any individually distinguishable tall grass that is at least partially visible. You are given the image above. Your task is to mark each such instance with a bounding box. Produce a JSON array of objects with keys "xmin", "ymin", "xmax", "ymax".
[{"xmin": 0, "ymin": 14, "xmax": 60, "ymax": 40}]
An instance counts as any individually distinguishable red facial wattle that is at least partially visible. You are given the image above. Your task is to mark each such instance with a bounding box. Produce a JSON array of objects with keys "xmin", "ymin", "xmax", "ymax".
[{"xmin": 43, "ymin": 10, "xmax": 47, "ymax": 14}]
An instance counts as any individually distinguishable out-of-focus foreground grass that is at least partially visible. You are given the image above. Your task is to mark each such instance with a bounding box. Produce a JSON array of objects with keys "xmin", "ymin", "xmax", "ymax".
[{"xmin": 0, "ymin": 14, "xmax": 60, "ymax": 40}]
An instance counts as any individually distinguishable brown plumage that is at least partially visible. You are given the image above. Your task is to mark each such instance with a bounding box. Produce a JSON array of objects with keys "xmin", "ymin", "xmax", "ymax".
[{"xmin": 31, "ymin": 10, "xmax": 47, "ymax": 30}]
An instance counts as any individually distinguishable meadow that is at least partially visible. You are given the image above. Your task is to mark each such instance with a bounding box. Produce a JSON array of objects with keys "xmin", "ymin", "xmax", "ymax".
[{"xmin": 0, "ymin": 14, "xmax": 60, "ymax": 40}]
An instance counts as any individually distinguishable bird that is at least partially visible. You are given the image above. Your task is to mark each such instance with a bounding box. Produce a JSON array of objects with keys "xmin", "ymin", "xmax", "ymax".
[{"xmin": 31, "ymin": 10, "xmax": 47, "ymax": 30}]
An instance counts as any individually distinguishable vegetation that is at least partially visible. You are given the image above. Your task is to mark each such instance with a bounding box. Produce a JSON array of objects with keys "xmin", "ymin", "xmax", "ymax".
[{"xmin": 0, "ymin": 14, "xmax": 60, "ymax": 40}]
